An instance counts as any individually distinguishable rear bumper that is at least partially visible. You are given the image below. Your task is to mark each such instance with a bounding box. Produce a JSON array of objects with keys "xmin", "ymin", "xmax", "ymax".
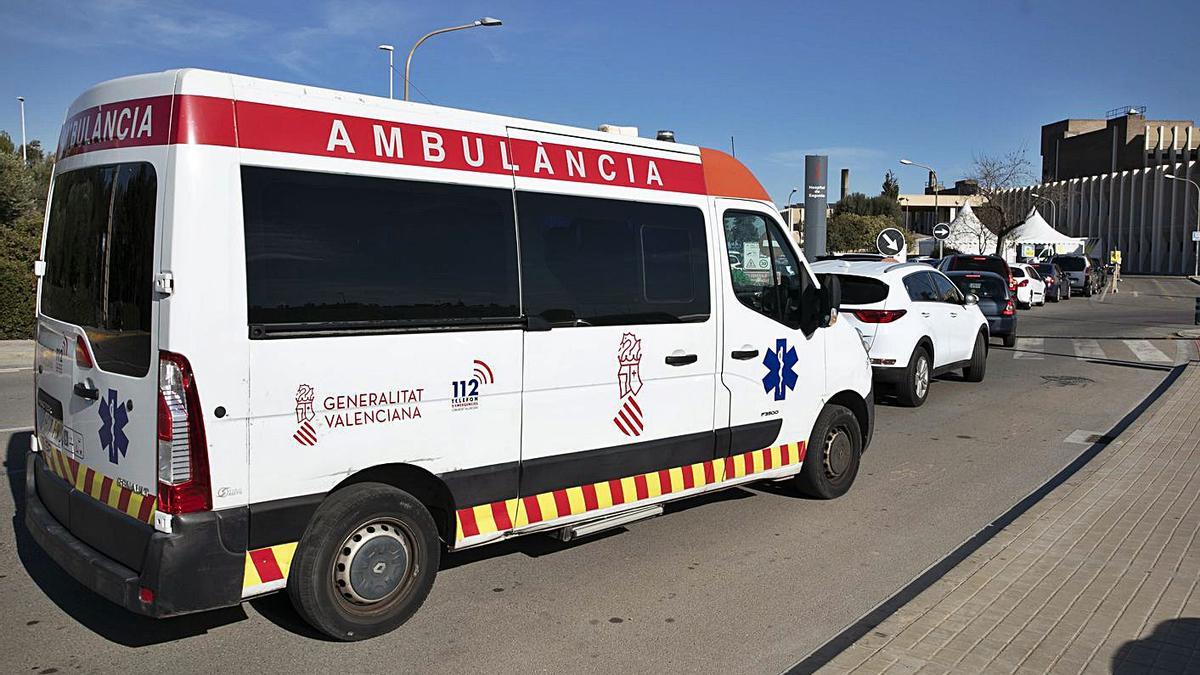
[
  {"xmin": 871, "ymin": 365, "xmax": 907, "ymax": 384},
  {"xmin": 987, "ymin": 316, "xmax": 1016, "ymax": 337},
  {"xmin": 24, "ymin": 451, "xmax": 248, "ymax": 618}
]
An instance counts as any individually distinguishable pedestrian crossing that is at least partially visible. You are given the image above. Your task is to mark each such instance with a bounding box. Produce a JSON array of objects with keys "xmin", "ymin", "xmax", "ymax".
[{"xmin": 1005, "ymin": 337, "xmax": 1189, "ymax": 365}]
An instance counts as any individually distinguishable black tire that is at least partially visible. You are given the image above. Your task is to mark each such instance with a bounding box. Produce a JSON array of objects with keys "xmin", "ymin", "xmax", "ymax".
[
  {"xmin": 288, "ymin": 482, "xmax": 440, "ymax": 641},
  {"xmin": 1002, "ymin": 332, "xmax": 1017, "ymax": 348},
  {"xmin": 895, "ymin": 345, "xmax": 931, "ymax": 407},
  {"xmin": 1083, "ymin": 284, "xmax": 1092, "ymax": 297},
  {"xmin": 963, "ymin": 332, "xmax": 987, "ymax": 382},
  {"xmin": 795, "ymin": 404, "xmax": 862, "ymax": 499}
]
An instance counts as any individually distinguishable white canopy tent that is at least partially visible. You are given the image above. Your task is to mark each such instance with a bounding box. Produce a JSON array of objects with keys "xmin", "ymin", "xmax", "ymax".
[
  {"xmin": 1005, "ymin": 207, "xmax": 1085, "ymax": 261},
  {"xmin": 941, "ymin": 202, "xmax": 997, "ymax": 255}
]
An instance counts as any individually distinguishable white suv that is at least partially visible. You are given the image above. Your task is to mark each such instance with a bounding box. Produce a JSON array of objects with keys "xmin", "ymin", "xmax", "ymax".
[{"xmin": 812, "ymin": 260, "xmax": 990, "ymax": 406}]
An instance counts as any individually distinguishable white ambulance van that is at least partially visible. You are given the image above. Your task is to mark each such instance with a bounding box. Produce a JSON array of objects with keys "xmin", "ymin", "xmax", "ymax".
[{"xmin": 27, "ymin": 69, "xmax": 874, "ymax": 640}]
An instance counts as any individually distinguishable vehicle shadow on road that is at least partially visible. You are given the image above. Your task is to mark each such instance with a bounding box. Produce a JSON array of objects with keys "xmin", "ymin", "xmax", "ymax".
[
  {"xmin": 4, "ymin": 433, "xmax": 249, "ymax": 647},
  {"xmin": 249, "ymin": 485, "xmax": 759, "ymax": 639},
  {"xmin": 1111, "ymin": 617, "xmax": 1200, "ymax": 673}
]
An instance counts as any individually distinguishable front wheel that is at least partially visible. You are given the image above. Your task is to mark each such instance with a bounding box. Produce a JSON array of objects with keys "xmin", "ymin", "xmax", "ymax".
[
  {"xmin": 795, "ymin": 404, "xmax": 863, "ymax": 499},
  {"xmin": 288, "ymin": 483, "xmax": 440, "ymax": 641},
  {"xmin": 963, "ymin": 332, "xmax": 987, "ymax": 382}
]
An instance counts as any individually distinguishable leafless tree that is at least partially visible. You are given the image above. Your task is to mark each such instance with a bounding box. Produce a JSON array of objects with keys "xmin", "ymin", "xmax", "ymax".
[{"xmin": 968, "ymin": 147, "xmax": 1035, "ymax": 255}]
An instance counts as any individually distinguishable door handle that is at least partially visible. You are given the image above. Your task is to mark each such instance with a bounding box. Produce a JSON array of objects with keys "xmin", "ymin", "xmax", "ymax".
[
  {"xmin": 73, "ymin": 381, "xmax": 99, "ymax": 400},
  {"xmin": 921, "ymin": 312, "xmax": 931, "ymax": 318},
  {"xmin": 731, "ymin": 349, "xmax": 759, "ymax": 360},
  {"xmin": 665, "ymin": 354, "xmax": 698, "ymax": 366},
  {"xmin": 950, "ymin": 312, "xmax": 958, "ymax": 317}
]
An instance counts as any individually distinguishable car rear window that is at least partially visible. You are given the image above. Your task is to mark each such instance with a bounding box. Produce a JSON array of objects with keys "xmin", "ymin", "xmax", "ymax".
[
  {"xmin": 40, "ymin": 162, "xmax": 157, "ymax": 376},
  {"xmin": 950, "ymin": 275, "xmax": 1006, "ymax": 300},
  {"xmin": 1054, "ymin": 256, "xmax": 1086, "ymax": 271},
  {"xmin": 1035, "ymin": 264, "xmax": 1056, "ymax": 277},
  {"xmin": 948, "ymin": 256, "xmax": 1008, "ymax": 277},
  {"xmin": 1010, "ymin": 266, "xmax": 1025, "ymax": 278},
  {"xmin": 832, "ymin": 275, "xmax": 889, "ymax": 306}
]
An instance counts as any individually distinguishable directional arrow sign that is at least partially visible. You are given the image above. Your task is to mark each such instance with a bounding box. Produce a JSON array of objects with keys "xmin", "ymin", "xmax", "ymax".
[
  {"xmin": 876, "ymin": 227, "xmax": 905, "ymax": 256},
  {"xmin": 932, "ymin": 223, "xmax": 951, "ymax": 240}
]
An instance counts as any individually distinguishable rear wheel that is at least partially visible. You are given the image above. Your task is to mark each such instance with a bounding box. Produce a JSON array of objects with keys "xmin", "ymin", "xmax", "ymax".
[
  {"xmin": 795, "ymin": 404, "xmax": 862, "ymax": 499},
  {"xmin": 963, "ymin": 332, "xmax": 987, "ymax": 382},
  {"xmin": 1002, "ymin": 332, "xmax": 1017, "ymax": 348},
  {"xmin": 896, "ymin": 345, "xmax": 931, "ymax": 407},
  {"xmin": 288, "ymin": 483, "xmax": 440, "ymax": 641}
]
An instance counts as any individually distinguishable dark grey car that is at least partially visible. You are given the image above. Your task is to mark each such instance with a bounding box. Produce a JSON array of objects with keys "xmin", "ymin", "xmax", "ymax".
[{"xmin": 946, "ymin": 271, "xmax": 1017, "ymax": 347}]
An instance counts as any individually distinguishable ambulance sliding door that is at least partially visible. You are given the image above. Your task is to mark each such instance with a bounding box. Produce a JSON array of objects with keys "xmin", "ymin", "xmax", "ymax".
[{"xmin": 508, "ymin": 127, "xmax": 719, "ymax": 526}]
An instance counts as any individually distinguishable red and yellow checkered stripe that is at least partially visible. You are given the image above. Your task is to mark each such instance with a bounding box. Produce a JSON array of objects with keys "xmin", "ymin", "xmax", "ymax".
[
  {"xmin": 242, "ymin": 542, "xmax": 298, "ymax": 597},
  {"xmin": 455, "ymin": 440, "xmax": 806, "ymax": 541},
  {"xmin": 40, "ymin": 446, "xmax": 156, "ymax": 524}
]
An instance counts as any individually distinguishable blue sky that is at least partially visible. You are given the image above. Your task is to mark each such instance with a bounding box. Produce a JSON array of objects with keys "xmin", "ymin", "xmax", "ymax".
[{"xmin": 2, "ymin": 0, "xmax": 1197, "ymax": 204}]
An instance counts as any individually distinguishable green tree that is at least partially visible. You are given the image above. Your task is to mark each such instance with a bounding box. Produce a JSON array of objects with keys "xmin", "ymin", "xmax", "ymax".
[
  {"xmin": 834, "ymin": 190, "xmax": 902, "ymax": 228},
  {"xmin": 882, "ymin": 170, "xmax": 900, "ymax": 201},
  {"xmin": 0, "ymin": 130, "xmax": 55, "ymax": 338},
  {"xmin": 827, "ymin": 213, "xmax": 895, "ymax": 253}
]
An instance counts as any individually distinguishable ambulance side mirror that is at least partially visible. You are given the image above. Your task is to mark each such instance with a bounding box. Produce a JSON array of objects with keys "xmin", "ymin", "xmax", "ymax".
[{"xmin": 818, "ymin": 274, "xmax": 841, "ymax": 329}]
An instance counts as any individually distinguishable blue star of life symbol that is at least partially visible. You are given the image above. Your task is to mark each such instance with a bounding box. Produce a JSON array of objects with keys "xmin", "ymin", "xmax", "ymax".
[
  {"xmin": 98, "ymin": 388, "xmax": 130, "ymax": 465},
  {"xmin": 761, "ymin": 338, "xmax": 799, "ymax": 401}
]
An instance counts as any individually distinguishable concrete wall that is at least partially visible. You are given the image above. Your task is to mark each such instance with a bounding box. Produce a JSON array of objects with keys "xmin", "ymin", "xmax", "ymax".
[{"xmin": 1005, "ymin": 160, "xmax": 1199, "ymax": 274}]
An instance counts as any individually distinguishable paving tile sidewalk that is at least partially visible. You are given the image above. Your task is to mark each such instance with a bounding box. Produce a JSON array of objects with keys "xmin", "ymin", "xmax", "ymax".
[{"xmin": 819, "ymin": 362, "xmax": 1200, "ymax": 674}]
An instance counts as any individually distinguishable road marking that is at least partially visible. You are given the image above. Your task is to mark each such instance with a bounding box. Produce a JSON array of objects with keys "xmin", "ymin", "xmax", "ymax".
[
  {"xmin": 0, "ymin": 426, "xmax": 33, "ymax": 434},
  {"xmin": 1072, "ymin": 339, "xmax": 1106, "ymax": 360},
  {"xmin": 1013, "ymin": 337, "xmax": 1044, "ymax": 359},
  {"xmin": 0, "ymin": 367, "xmax": 32, "ymax": 373},
  {"xmin": 1123, "ymin": 339, "xmax": 1172, "ymax": 363}
]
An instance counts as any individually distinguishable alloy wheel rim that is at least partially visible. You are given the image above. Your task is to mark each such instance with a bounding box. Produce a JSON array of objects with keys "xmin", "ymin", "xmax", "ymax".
[{"xmin": 915, "ymin": 356, "xmax": 929, "ymax": 398}]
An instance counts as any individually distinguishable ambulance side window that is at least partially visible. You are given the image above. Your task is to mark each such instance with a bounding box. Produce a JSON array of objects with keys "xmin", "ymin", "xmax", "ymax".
[
  {"xmin": 517, "ymin": 191, "xmax": 709, "ymax": 327},
  {"xmin": 723, "ymin": 211, "xmax": 815, "ymax": 330},
  {"xmin": 241, "ymin": 167, "xmax": 520, "ymax": 334}
]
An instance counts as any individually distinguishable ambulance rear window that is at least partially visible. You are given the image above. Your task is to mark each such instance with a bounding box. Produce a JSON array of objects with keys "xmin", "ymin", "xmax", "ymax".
[
  {"xmin": 40, "ymin": 162, "xmax": 157, "ymax": 376},
  {"xmin": 242, "ymin": 167, "xmax": 520, "ymax": 333}
]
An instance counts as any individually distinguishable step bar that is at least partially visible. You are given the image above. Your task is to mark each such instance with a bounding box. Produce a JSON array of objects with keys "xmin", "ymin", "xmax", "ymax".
[{"xmin": 551, "ymin": 505, "xmax": 663, "ymax": 542}]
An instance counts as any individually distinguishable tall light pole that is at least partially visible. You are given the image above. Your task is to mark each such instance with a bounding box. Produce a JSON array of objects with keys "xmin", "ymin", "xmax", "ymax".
[
  {"xmin": 1166, "ymin": 173, "xmax": 1200, "ymax": 276},
  {"xmin": 900, "ymin": 159, "xmax": 940, "ymax": 256},
  {"xmin": 378, "ymin": 44, "xmax": 395, "ymax": 99},
  {"xmin": 1030, "ymin": 192, "xmax": 1057, "ymax": 229},
  {"xmin": 786, "ymin": 187, "xmax": 798, "ymax": 234},
  {"xmin": 404, "ymin": 17, "xmax": 502, "ymax": 101},
  {"xmin": 16, "ymin": 96, "xmax": 26, "ymax": 165}
]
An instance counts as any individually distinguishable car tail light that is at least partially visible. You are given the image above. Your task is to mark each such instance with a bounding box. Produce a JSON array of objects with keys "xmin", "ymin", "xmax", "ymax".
[
  {"xmin": 851, "ymin": 309, "xmax": 907, "ymax": 323},
  {"xmin": 1016, "ymin": 279, "xmax": 1029, "ymax": 288},
  {"xmin": 157, "ymin": 351, "xmax": 211, "ymax": 514},
  {"xmin": 75, "ymin": 335, "xmax": 94, "ymax": 369},
  {"xmin": 1045, "ymin": 276, "xmax": 1055, "ymax": 285},
  {"xmin": 1002, "ymin": 299, "xmax": 1015, "ymax": 316}
]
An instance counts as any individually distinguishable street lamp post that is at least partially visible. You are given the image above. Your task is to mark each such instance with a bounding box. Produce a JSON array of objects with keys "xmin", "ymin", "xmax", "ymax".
[
  {"xmin": 900, "ymin": 159, "xmax": 939, "ymax": 257},
  {"xmin": 786, "ymin": 187, "xmax": 798, "ymax": 233},
  {"xmin": 16, "ymin": 96, "xmax": 26, "ymax": 165},
  {"xmin": 1030, "ymin": 192, "xmax": 1057, "ymax": 229},
  {"xmin": 1166, "ymin": 173, "xmax": 1200, "ymax": 276},
  {"xmin": 378, "ymin": 45, "xmax": 395, "ymax": 99},
  {"xmin": 403, "ymin": 17, "xmax": 502, "ymax": 101}
]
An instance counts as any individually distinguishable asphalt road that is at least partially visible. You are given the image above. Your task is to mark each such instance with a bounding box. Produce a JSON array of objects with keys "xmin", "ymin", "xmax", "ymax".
[{"xmin": 1, "ymin": 277, "xmax": 1196, "ymax": 674}]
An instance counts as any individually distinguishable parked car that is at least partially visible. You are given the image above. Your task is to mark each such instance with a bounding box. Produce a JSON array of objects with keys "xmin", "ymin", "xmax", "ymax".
[
  {"xmin": 813, "ymin": 259, "xmax": 990, "ymax": 407},
  {"xmin": 1009, "ymin": 263, "xmax": 1046, "ymax": 308},
  {"xmin": 938, "ymin": 254, "xmax": 1015, "ymax": 294},
  {"xmin": 946, "ymin": 271, "xmax": 1016, "ymax": 347},
  {"xmin": 1033, "ymin": 262, "xmax": 1071, "ymax": 301},
  {"xmin": 909, "ymin": 256, "xmax": 938, "ymax": 266},
  {"xmin": 1052, "ymin": 255, "xmax": 1100, "ymax": 297}
]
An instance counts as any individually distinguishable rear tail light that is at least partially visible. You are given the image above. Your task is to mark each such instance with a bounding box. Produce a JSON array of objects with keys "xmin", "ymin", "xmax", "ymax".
[
  {"xmin": 157, "ymin": 351, "xmax": 211, "ymax": 514},
  {"xmin": 1002, "ymin": 300, "xmax": 1016, "ymax": 316},
  {"xmin": 75, "ymin": 335, "xmax": 94, "ymax": 369},
  {"xmin": 1016, "ymin": 279, "xmax": 1029, "ymax": 288},
  {"xmin": 851, "ymin": 309, "xmax": 907, "ymax": 323}
]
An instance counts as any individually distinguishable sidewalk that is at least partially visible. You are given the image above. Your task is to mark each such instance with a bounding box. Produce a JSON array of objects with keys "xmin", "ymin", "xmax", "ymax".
[{"xmin": 816, "ymin": 362, "xmax": 1200, "ymax": 674}]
